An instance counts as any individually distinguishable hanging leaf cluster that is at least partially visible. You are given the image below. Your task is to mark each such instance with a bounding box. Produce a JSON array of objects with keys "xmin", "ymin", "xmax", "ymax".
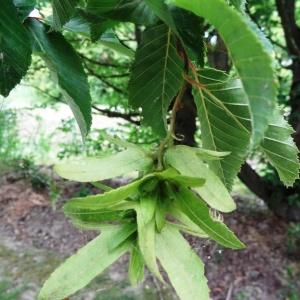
[{"xmin": 1, "ymin": 0, "xmax": 300, "ymax": 299}]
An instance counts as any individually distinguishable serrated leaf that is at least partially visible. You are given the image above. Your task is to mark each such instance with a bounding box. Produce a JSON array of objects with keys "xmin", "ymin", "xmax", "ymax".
[
  {"xmin": 86, "ymin": 0, "xmax": 158, "ymax": 25},
  {"xmin": 52, "ymin": 0, "xmax": 79, "ymax": 30},
  {"xmin": 13, "ymin": 0, "xmax": 36, "ymax": 21},
  {"xmin": 174, "ymin": 186, "xmax": 245, "ymax": 249},
  {"xmin": 0, "ymin": 1, "xmax": 32, "ymax": 97},
  {"xmin": 129, "ymin": 23, "xmax": 184, "ymax": 136},
  {"xmin": 27, "ymin": 19, "xmax": 92, "ymax": 137},
  {"xmin": 129, "ymin": 244, "xmax": 145, "ymax": 285},
  {"xmin": 156, "ymin": 224, "xmax": 210, "ymax": 300},
  {"xmin": 38, "ymin": 227, "xmax": 130, "ymax": 300},
  {"xmin": 168, "ymin": 0, "xmax": 278, "ymax": 146},
  {"xmin": 55, "ymin": 148, "xmax": 153, "ymax": 182},
  {"xmin": 193, "ymin": 68, "xmax": 251, "ymax": 189},
  {"xmin": 136, "ymin": 195, "xmax": 163, "ymax": 281},
  {"xmin": 165, "ymin": 146, "xmax": 236, "ymax": 212},
  {"xmin": 261, "ymin": 108, "xmax": 300, "ymax": 186}
]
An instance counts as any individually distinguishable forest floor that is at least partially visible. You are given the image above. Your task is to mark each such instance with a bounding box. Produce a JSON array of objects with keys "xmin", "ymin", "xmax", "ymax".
[{"xmin": 0, "ymin": 171, "xmax": 299, "ymax": 300}]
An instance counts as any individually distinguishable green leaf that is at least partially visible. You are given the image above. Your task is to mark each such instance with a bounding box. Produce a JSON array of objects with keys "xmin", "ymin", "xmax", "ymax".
[
  {"xmin": 174, "ymin": 186, "xmax": 245, "ymax": 249},
  {"xmin": 170, "ymin": 206, "xmax": 208, "ymax": 238},
  {"xmin": 86, "ymin": 0, "xmax": 158, "ymax": 25},
  {"xmin": 108, "ymin": 223, "xmax": 137, "ymax": 251},
  {"xmin": 99, "ymin": 30, "xmax": 135, "ymax": 58},
  {"xmin": 13, "ymin": 0, "xmax": 36, "ymax": 21},
  {"xmin": 128, "ymin": 244, "xmax": 145, "ymax": 285},
  {"xmin": 155, "ymin": 194, "xmax": 167, "ymax": 233},
  {"xmin": 193, "ymin": 68, "xmax": 251, "ymax": 189},
  {"xmin": 38, "ymin": 227, "xmax": 130, "ymax": 300},
  {"xmin": 52, "ymin": 0, "xmax": 79, "ymax": 30},
  {"xmin": 0, "ymin": 1, "xmax": 32, "ymax": 97},
  {"xmin": 168, "ymin": 0, "xmax": 278, "ymax": 146},
  {"xmin": 26, "ymin": 19, "xmax": 92, "ymax": 137},
  {"xmin": 170, "ymin": 7, "xmax": 205, "ymax": 66},
  {"xmin": 165, "ymin": 146, "xmax": 236, "ymax": 212},
  {"xmin": 156, "ymin": 224, "xmax": 210, "ymax": 300},
  {"xmin": 63, "ymin": 179, "xmax": 142, "ymax": 214},
  {"xmin": 230, "ymin": 0, "xmax": 247, "ymax": 11},
  {"xmin": 129, "ymin": 23, "xmax": 184, "ymax": 136},
  {"xmin": 261, "ymin": 108, "xmax": 300, "ymax": 186},
  {"xmin": 55, "ymin": 148, "xmax": 153, "ymax": 182},
  {"xmin": 136, "ymin": 195, "xmax": 163, "ymax": 281}
]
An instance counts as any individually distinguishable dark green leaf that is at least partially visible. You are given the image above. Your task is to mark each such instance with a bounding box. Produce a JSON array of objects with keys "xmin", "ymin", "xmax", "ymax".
[
  {"xmin": 13, "ymin": 0, "xmax": 36, "ymax": 21},
  {"xmin": 168, "ymin": 0, "xmax": 278, "ymax": 146},
  {"xmin": 156, "ymin": 225, "xmax": 210, "ymax": 300},
  {"xmin": 129, "ymin": 23, "xmax": 184, "ymax": 136},
  {"xmin": 0, "ymin": 1, "xmax": 32, "ymax": 97},
  {"xmin": 38, "ymin": 227, "xmax": 130, "ymax": 300},
  {"xmin": 174, "ymin": 186, "xmax": 245, "ymax": 249},
  {"xmin": 26, "ymin": 19, "xmax": 92, "ymax": 137},
  {"xmin": 86, "ymin": 0, "xmax": 158, "ymax": 25},
  {"xmin": 52, "ymin": 0, "xmax": 79, "ymax": 30}
]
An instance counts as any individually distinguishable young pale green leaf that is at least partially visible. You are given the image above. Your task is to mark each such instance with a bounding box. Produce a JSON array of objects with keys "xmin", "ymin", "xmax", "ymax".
[
  {"xmin": 108, "ymin": 223, "xmax": 137, "ymax": 251},
  {"xmin": 261, "ymin": 108, "xmax": 300, "ymax": 186},
  {"xmin": 170, "ymin": 206, "xmax": 208, "ymax": 238},
  {"xmin": 13, "ymin": 0, "xmax": 36, "ymax": 21},
  {"xmin": 128, "ymin": 244, "xmax": 145, "ymax": 285},
  {"xmin": 193, "ymin": 68, "xmax": 251, "ymax": 189},
  {"xmin": 168, "ymin": 0, "xmax": 278, "ymax": 146},
  {"xmin": 0, "ymin": 1, "xmax": 32, "ymax": 97},
  {"xmin": 129, "ymin": 23, "xmax": 184, "ymax": 136},
  {"xmin": 63, "ymin": 179, "xmax": 141, "ymax": 215},
  {"xmin": 86, "ymin": 0, "xmax": 158, "ymax": 25},
  {"xmin": 165, "ymin": 146, "xmax": 236, "ymax": 212},
  {"xmin": 55, "ymin": 148, "xmax": 153, "ymax": 182},
  {"xmin": 175, "ymin": 186, "xmax": 245, "ymax": 249},
  {"xmin": 136, "ymin": 196, "xmax": 163, "ymax": 281},
  {"xmin": 26, "ymin": 19, "xmax": 92, "ymax": 138},
  {"xmin": 38, "ymin": 227, "xmax": 131, "ymax": 300},
  {"xmin": 52, "ymin": 0, "xmax": 79, "ymax": 30},
  {"xmin": 156, "ymin": 225, "xmax": 210, "ymax": 300}
]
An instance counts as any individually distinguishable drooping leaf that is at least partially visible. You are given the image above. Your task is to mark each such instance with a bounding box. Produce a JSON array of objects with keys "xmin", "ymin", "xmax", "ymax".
[
  {"xmin": 38, "ymin": 227, "xmax": 130, "ymax": 300},
  {"xmin": 52, "ymin": 0, "xmax": 79, "ymax": 30},
  {"xmin": 26, "ymin": 19, "xmax": 92, "ymax": 137},
  {"xmin": 13, "ymin": 0, "xmax": 36, "ymax": 21},
  {"xmin": 261, "ymin": 108, "xmax": 300, "ymax": 186},
  {"xmin": 0, "ymin": 1, "xmax": 32, "ymax": 97},
  {"xmin": 129, "ymin": 23, "xmax": 184, "ymax": 136},
  {"xmin": 136, "ymin": 195, "xmax": 163, "ymax": 281},
  {"xmin": 156, "ymin": 225, "xmax": 210, "ymax": 300},
  {"xmin": 167, "ymin": 0, "xmax": 278, "ymax": 146},
  {"xmin": 165, "ymin": 146, "xmax": 237, "ymax": 212},
  {"xmin": 193, "ymin": 68, "xmax": 251, "ymax": 189},
  {"xmin": 128, "ymin": 244, "xmax": 145, "ymax": 285},
  {"xmin": 174, "ymin": 186, "xmax": 245, "ymax": 249},
  {"xmin": 86, "ymin": 0, "xmax": 158, "ymax": 25},
  {"xmin": 55, "ymin": 148, "xmax": 153, "ymax": 182}
]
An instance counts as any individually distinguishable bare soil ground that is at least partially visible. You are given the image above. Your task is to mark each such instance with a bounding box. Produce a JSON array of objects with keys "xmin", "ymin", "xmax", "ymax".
[{"xmin": 0, "ymin": 173, "xmax": 299, "ymax": 300}]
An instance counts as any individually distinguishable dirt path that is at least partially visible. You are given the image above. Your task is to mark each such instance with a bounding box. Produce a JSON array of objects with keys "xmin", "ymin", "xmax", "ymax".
[{"xmin": 0, "ymin": 176, "xmax": 299, "ymax": 300}]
